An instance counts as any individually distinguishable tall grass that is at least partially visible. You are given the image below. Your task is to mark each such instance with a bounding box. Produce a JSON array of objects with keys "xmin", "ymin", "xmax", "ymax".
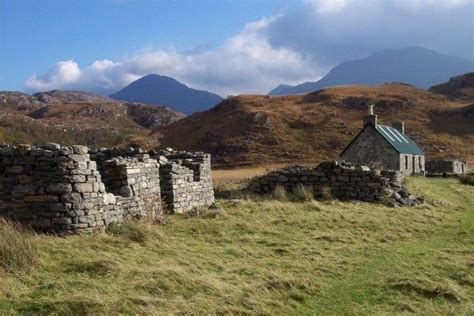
[
  {"xmin": 292, "ymin": 184, "xmax": 314, "ymax": 202},
  {"xmin": 107, "ymin": 220, "xmax": 165, "ymax": 244},
  {"xmin": 0, "ymin": 218, "xmax": 39, "ymax": 275},
  {"xmin": 273, "ymin": 185, "xmax": 287, "ymax": 201}
]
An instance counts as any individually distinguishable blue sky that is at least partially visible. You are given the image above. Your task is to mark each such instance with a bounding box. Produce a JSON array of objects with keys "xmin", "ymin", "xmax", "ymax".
[
  {"xmin": 0, "ymin": 0, "xmax": 276, "ymax": 91},
  {"xmin": 1, "ymin": 0, "xmax": 473, "ymax": 95}
]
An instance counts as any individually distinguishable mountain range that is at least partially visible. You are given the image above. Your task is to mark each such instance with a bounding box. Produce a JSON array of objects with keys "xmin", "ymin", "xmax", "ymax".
[
  {"xmin": 269, "ymin": 47, "xmax": 474, "ymax": 95},
  {"xmin": 110, "ymin": 74, "xmax": 223, "ymax": 114}
]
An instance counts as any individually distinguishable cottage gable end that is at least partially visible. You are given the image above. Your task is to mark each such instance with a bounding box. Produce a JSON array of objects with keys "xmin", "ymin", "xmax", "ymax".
[{"xmin": 341, "ymin": 124, "xmax": 400, "ymax": 169}]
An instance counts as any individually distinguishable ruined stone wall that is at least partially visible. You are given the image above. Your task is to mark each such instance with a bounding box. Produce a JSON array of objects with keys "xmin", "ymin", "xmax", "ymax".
[
  {"xmin": 249, "ymin": 161, "xmax": 423, "ymax": 207},
  {"xmin": 426, "ymin": 159, "xmax": 469, "ymax": 175},
  {"xmin": 0, "ymin": 144, "xmax": 163, "ymax": 234},
  {"xmin": 341, "ymin": 126, "xmax": 400, "ymax": 171},
  {"xmin": 0, "ymin": 144, "xmax": 215, "ymax": 233},
  {"xmin": 157, "ymin": 150, "xmax": 214, "ymax": 213}
]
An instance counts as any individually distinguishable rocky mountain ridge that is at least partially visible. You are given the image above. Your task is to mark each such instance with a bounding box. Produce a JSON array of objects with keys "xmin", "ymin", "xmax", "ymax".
[{"xmin": 269, "ymin": 47, "xmax": 474, "ymax": 95}]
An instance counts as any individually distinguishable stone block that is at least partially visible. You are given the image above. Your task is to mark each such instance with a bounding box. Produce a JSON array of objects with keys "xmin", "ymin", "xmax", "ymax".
[
  {"xmin": 120, "ymin": 186, "xmax": 133, "ymax": 197},
  {"xmin": 73, "ymin": 183, "xmax": 93, "ymax": 193},
  {"xmin": 43, "ymin": 143, "xmax": 61, "ymax": 151},
  {"xmin": 47, "ymin": 183, "xmax": 73, "ymax": 194},
  {"xmin": 72, "ymin": 145, "xmax": 89, "ymax": 155},
  {"xmin": 60, "ymin": 146, "xmax": 73, "ymax": 156},
  {"xmin": 0, "ymin": 147, "xmax": 15, "ymax": 156},
  {"xmin": 103, "ymin": 193, "xmax": 116, "ymax": 205},
  {"xmin": 72, "ymin": 175, "xmax": 86, "ymax": 183},
  {"xmin": 24, "ymin": 195, "xmax": 59, "ymax": 203},
  {"xmin": 5, "ymin": 166, "xmax": 24, "ymax": 173}
]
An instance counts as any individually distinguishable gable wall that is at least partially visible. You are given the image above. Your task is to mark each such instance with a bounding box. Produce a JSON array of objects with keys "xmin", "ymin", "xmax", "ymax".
[{"xmin": 341, "ymin": 126, "xmax": 400, "ymax": 170}]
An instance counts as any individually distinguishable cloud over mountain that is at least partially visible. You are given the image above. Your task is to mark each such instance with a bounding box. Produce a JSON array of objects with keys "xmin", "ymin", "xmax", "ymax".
[{"xmin": 25, "ymin": 0, "xmax": 473, "ymax": 96}]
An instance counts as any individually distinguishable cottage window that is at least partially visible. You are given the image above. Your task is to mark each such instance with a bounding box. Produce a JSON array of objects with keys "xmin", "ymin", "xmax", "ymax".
[{"xmin": 405, "ymin": 156, "xmax": 408, "ymax": 170}]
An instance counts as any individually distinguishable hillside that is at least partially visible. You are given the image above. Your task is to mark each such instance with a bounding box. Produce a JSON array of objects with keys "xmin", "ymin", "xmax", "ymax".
[
  {"xmin": 269, "ymin": 47, "xmax": 474, "ymax": 95},
  {"xmin": 110, "ymin": 74, "xmax": 223, "ymax": 114},
  {"xmin": 0, "ymin": 90, "xmax": 184, "ymax": 148},
  {"xmin": 429, "ymin": 72, "xmax": 474, "ymax": 99},
  {"xmin": 156, "ymin": 83, "xmax": 474, "ymax": 166}
]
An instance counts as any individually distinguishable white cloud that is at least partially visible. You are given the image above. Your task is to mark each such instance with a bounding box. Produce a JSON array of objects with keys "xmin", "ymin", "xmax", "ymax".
[
  {"xmin": 25, "ymin": 0, "xmax": 474, "ymax": 96},
  {"xmin": 392, "ymin": 0, "xmax": 474, "ymax": 11},
  {"xmin": 26, "ymin": 60, "xmax": 81, "ymax": 91},
  {"xmin": 305, "ymin": 0, "xmax": 349, "ymax": 13},
  {"xmin": 25, "ymin": 17, "xmax": 321, "ymax": 96}
]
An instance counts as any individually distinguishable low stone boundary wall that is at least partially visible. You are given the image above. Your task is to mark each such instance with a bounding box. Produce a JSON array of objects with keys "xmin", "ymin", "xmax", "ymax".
[{"xmin": 249, "ymin": 161, "xmax": 423, "ymax": 207}]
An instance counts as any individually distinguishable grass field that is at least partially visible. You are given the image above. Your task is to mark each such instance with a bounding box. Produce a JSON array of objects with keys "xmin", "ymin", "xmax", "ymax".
[{"xmin": 0, "ymin": 176, "xmax": 473, "ymax": 314}]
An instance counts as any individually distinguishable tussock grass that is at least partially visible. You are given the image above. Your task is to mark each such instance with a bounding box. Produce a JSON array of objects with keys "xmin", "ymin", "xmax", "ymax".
[
  {"xmin": 292, "ymin": 184, "xmax": 314, "ymax": 202},
  {"xmin": 107, "ymin": 221, "xmax": 165, "ymax": 244},
  {"xmin": 0, "ymin": 177, "xmax": 473, "ymax": 314},
  {"xmin": 0, "ymin": 218, "xmax": 39, "ymax": 275},
  {"xmin": 273, "ymin": 185, "xmax": 287, "ymax": 201}
]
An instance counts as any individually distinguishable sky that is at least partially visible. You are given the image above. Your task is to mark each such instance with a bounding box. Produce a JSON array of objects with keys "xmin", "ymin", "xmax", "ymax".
[{"xmin": 1, "ymin": 0, "xmax": 473, "ymax": 96}]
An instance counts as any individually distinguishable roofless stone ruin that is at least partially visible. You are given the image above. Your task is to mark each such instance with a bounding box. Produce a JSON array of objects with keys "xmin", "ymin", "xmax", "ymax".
[{"xmin": 0, "ymin": 143, "xmax": 214, "ymax": 234}]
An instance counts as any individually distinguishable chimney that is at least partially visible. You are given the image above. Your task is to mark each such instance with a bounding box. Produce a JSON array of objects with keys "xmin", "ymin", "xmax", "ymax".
[
  {"xmin": 363, "ymin": 104, "xmax": 377, "ymax": 127},
  {"xmin": 393, "ymin": 122, "xmax": 405, "ymax": 134}
]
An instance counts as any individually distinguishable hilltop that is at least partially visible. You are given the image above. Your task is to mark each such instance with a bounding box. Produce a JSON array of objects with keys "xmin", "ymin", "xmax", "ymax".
[
  {"xmin": 110, "ymin": 74, "xmax": 223, "ymax": 114},
  {"xmin": 0, "ymin": 90, "xmax": 184, "ymax": 148},
  {"xmin": 269, "ymin": 47, "xmax": 474, "ymax": 95},
  {"xmin": 429, "ymin": 72, "xmax": 474, "ymax": 99},
  {"xmin": 156, "ymin": 82, "xmax": 474, "ymax": 166}
]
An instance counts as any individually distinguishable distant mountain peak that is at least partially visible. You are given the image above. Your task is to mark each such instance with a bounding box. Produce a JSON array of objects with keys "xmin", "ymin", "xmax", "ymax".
[
  {"xmin": 269, "ymin": 47, "xmax": 474, "ymax": 96},
  {"xmin": 110, "ymin": 74, "xmax": 223, "ymax": 114}
]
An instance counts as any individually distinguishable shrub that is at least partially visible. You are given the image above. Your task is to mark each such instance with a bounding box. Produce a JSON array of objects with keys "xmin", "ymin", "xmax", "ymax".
[
  {"xmin": 273, "ymin": 185, "xmax": 287, "ymax": 201},
  {"xmin": 459, "ymin": 174, "xmax": 474, "ymax": 186},
  {"xmin": 0, "ymin": 218, "xmax": 39, "ymax": 275},
  {"xmin": 292, "ymin": 184, "xmax": 314, "ymax": 202}
]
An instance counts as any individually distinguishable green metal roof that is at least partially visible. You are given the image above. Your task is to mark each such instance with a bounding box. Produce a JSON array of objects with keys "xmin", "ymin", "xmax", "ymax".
[{"xmin": 375, "ymin": 124, "xmax": 424, "ymax": 155}]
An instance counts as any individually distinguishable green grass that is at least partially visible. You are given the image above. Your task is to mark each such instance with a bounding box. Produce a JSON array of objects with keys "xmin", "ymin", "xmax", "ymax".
[{"xmin": 0, "ymin": 177, "xmax": 473, "ymax": 314}]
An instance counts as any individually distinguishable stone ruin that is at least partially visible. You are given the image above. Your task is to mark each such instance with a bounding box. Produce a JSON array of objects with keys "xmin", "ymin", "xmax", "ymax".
[
  {"xmin": 425, "ymin": 159, "xmax": 469, "ymax": 176},
  {"xmin": 0, "ymin": 143, "xmax": 214, "ymax": 234},
  {"xmin": 249, "ymin": 161, "xmax": 424, "ymax": 207}
]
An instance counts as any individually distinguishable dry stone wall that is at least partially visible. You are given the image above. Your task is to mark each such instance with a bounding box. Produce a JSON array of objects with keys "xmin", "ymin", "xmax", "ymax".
[
  {"xmin": 157, "ymin": 149, "xmax": 214, "ymax": 214},
  {"xmin": 0, "ymin": 144, "xmax": 215, "ymax": 234},
  {"xmin": 249, "ymin": 161, "xmax": 423, "ymax": 207}
]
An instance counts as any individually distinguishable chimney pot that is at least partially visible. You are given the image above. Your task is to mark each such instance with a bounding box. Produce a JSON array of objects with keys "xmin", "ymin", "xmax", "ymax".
[
  {"xmin": 363, "ymin": 104, "xmax": 377, "ymax": 127},
  {"xmin": 394, "ymin": 122, "xmax": 405, "ymax": 134}
]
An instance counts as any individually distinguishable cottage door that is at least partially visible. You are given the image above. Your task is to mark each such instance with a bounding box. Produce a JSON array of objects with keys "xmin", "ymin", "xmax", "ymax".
[{"xmin": 412, "ymin": 156, "xmax": 415, "ymax": 174}]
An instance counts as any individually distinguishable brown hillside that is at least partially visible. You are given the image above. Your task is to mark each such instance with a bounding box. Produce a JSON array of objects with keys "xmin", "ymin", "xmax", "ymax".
[
  {"xmin": 155, "ymin": 83, "xmax": 474, "ymax": 166},
  {"xmin": 0, "ymin": 91, "xmax": 184, "ymax": 148},
  {"xmin": 429, "ymin": 72, "xmax": 474, "ymax": 99}
]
